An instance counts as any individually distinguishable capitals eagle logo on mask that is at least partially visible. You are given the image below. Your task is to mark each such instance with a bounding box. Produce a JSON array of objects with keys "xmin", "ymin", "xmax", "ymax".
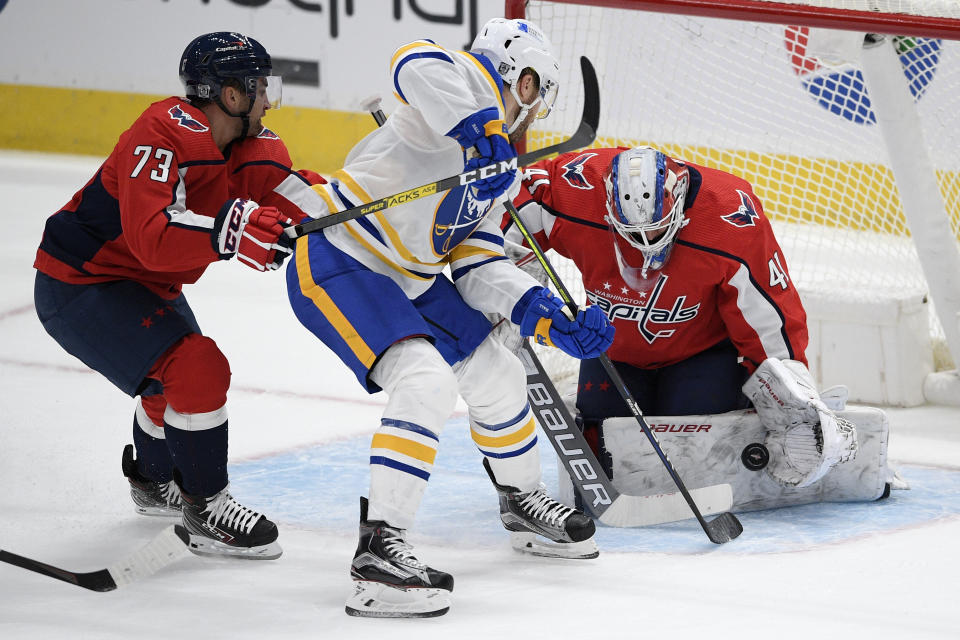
[
  {"xmin": 560, "ymin": 152, "xmax": 598, "ymax": 190},
  {"xmin": 168, "ymin": 105, "xmax": 209, "ymax": 133},
  {"xmin": 722, "ymin": 190, "xmax": 760, "ymax": 228}
]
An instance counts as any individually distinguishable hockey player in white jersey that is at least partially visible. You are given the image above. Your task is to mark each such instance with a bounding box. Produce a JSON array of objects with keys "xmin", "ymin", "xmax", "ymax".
[{"xmin": 284, "ymin": 19, "xmax": 615, "ymax": 618}]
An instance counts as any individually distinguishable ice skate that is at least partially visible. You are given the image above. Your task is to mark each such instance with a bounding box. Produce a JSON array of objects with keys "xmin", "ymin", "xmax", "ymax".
[
  {"xmin": 177, "ymin": 473, "xmax": 281, "ymax": 560},
  {"xmin": 121, "ymin": 444, "xmax": 182, "ymax": 517},
  {"xmin": 484, "ymin": 459, "xmax": 598, "ymax": 559},
  {"xmin": 345, "ymin": 497, "xmax": 453, "ymax": 618}
]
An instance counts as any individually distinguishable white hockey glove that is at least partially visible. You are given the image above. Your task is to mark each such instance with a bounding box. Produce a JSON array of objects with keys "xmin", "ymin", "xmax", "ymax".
[{"xmin": 743, "ymin": 358, "xmax": 858, "ymax": 487}]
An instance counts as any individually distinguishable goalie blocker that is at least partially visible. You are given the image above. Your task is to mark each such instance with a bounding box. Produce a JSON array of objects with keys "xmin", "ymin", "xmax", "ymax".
[{"xmin": 560, "ymin": 405, "xmax": 902, "ymax": 515}]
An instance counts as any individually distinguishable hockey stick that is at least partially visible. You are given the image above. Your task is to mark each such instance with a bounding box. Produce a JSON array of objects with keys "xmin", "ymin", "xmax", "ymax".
[
  {"xmin": 285, "ymin": 56, "xmax": 600, "ymax": 239},
  {"xmin": 0, "ymin": 524, "xmax": 190, "ymax": 592},
  {"xmin": 504, "ymin": 200, "xmax": 743, "ymax": 544},
  {"xmin": 519, "ymin": 340, "xmax": 734, "ymax": 527}
]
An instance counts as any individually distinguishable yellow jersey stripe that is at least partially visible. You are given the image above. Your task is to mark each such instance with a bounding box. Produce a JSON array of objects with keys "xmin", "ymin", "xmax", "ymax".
[
  {"xmin": 390, "ymin": 40, "xmax": 445, "ymax": 69},
  {"xmin": 342, "ymin": 223, "xmax": 432, "ymax": 281},
  {"xmin": 334, "ymin": 169, "xmax": 444, "ymax": 269},
  {"xmin": 294, "ymin": 237, "xmax": 377, "ymax": 368},
  {"xmin": 310, "ymin": 183, "xmax": 339, "ymax": 214},
  {"xmin": 449, "ymin": 245, "xmax": 503, "ymax": 261},
  {"xmin": 371, "ymin": 433, "xmax": 437, "ymax": 464},
  {"xmin": 456, "ymin": 50, "xmax": 506, "ymax": 115},
  {"xmin": 471, "ymin": 417, "xmax": 537, "ymax": 449}
]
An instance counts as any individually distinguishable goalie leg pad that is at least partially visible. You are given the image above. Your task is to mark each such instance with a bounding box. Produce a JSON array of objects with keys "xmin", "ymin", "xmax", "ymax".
[{"xmin": 593, "ymin": 407, "xmax": 889, "ymax": 513}]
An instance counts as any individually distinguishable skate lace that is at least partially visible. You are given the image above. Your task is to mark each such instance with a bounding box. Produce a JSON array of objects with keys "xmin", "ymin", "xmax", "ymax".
[
  {"xmin": 518, "ymin": 485, "xmax": 576, "ymax": 527},
  {"xmin": 161, "ymin": 481, "xmax": 182, "ymax": 507},
  {"xmin": 382, "ymin": 528, "xmax": 427, "ymax": 569},
  {"xmin": 204, "ymin": 489, "xmax": 261, "ymax": 534}
]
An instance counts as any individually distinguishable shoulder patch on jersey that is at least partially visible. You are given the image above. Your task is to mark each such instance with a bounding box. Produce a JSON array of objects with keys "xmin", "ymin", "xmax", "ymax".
[
  {"xmin": 256, "ymin": 127, "xmax": 279, "ymax": 139},
  {"xmin": 168, "ymin": 104, "xmax": 209, "ymax": 133},
  {"xmin": 721, "ymin": 189, "xmax": 760, "ymax": 228},
  {"xmin": 560, "ymin": 152, "xmax": 599, "ymax": 190}
]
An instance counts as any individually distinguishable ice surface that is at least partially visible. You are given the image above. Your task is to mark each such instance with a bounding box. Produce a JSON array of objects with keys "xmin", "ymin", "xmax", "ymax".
[{"xmin": 1, "ymin": 151, "xmax": 958, "ymax": 639}]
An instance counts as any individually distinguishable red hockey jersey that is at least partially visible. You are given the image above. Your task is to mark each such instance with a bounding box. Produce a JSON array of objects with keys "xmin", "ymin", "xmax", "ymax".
[
  {"xmin": 509, "ymin": 147, "xmax": 808, "ymax": 371},
  {"xmin": 35, "ymin": 97, "xmax": 319, "ymax": 299}
]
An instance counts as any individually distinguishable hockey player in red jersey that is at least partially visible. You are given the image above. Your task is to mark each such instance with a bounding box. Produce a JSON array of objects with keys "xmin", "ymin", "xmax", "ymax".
[
  {"xmin": 505, "ymin": 146, "xmax": 858, "ymax": 493},
  {"xmin": 33, "ymin": 32, "xmax": 320, "ymax": 560}
]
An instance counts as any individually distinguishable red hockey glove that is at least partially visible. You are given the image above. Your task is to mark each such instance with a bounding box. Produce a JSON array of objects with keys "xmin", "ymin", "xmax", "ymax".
[{"xmin": 213, "ymin": 198, "xmax": 294, "ymax": 271}]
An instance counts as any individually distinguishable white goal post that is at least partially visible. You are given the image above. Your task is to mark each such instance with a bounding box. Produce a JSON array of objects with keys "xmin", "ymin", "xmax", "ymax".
[{"xmin": 506, "ymin": 0, "xmax": 960, "ymax": 406}]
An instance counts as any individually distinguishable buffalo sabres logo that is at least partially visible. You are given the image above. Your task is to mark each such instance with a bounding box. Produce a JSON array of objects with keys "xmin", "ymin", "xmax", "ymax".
[
  {"xmin": 168, "ymin": 105, "xmax": 209, "ymax": 133},
  {"xmin": 560, "ymin": 153, "xmax": 598, "ymax": 189},
  {"xmin": 431, "ymin": 185, "xmax": 492, "ymax": 255},
  {"xmin": 721, "ymin": 190, "xmax": 760, "ymax": 228},
  {"xmin": 256, "ymin": 128, "xmax": 279, "ymax": 139}
]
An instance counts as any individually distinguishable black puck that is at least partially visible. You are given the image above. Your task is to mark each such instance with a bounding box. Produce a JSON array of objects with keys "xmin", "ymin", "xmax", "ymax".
[{"xmin": 741, "ymin": 443, "xmax": 770, "ymax": 471}]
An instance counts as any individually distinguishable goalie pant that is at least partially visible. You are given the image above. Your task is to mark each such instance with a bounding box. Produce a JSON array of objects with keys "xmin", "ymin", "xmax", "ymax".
[{"xmin": 558, "ymin": 406, "xmax": 897, "ymax": 515}]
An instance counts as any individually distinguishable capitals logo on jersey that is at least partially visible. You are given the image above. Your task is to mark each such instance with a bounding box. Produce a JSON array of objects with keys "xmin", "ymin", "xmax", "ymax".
[
  {"xmin": 587, "ymin": 274, "xmax": 700, "ymax": 344},
  {"xmin": 168, "ymin": 105, "xmax": 209, "ymax": 133},
  {"xmin": 721, "ymin": 190, "xmax": 760, "ymax": 228},
  {"xmin": 560, "ymin": 153, "xmax": 599, "ymax": 190}
]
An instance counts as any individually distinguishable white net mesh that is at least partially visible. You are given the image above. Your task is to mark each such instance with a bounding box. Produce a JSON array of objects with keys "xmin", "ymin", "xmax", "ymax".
[{"xmin": 522, "ymin": 0, "xmax": 960, "ymax": 383}]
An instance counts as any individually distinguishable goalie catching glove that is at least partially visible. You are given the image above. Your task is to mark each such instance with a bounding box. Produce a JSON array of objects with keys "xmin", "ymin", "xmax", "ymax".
[
  {"xmin": 743, "ymin": 358, "xmax": 858, "ymax": 487},
  {"xmin": 512, "ymin": 287, "xmax": 614, "ymax": 360},
  {"xmin": 447, "ymin": 106, "xmax": 517, "ymax": 201},
  {"xmin": 213, "ymin": 198, "xmax": 294, "ymax": 271}
]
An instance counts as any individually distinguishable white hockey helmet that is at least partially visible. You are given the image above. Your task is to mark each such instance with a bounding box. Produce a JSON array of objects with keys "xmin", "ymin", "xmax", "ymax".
[
  {"xmin": 603, "ymin": 147, "xmax": 690, "ymax": 289},
  {"xmin": 471, "ymin": 18, "xmax": 560, "ymax": 133}
]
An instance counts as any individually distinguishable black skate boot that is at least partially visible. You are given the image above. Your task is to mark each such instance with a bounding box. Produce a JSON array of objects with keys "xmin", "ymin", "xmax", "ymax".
[
  {"xmin": 345, "ymin": 497, "xmax": 453, "ymax": 618},
  {"xmin": 483, "ymin": 458, "xmax": 599, "ymax": 559},
  {"xmin": 176, "ymin": 470, "xmax": 281, "ymax": 560},
  {"xmin": 121, "ymin": 444, "xmax": 182, "ymax": 517}
]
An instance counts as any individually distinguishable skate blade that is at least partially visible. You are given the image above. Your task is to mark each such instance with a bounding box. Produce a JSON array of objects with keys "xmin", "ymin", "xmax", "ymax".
[
  {"xmin": 183, "ymin": 535, "xmax": 282, "ymax": 560},
  {"xmin": 345, "ymin": 580, "xmax": 451, "ymax": 618},
  {"xmin": 509, "ymin": 532, "xmax": 599, "ymax": 559},
  {"xmin": 133, "ymin": 505, "xmax": 182, "ymax": 518}
]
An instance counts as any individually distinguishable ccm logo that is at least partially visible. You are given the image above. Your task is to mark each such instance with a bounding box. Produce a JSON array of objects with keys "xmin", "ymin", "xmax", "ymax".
[
  {"xmin": 527, "ymin": 382, "xmax": 612, "ymax": 509},
  {"xmin": 650, "ymin": 424, "xmax": 712, "ymax": 433},
  {"xmin": 459, "ymin": 158, "xmax": 518, "ymax": 185},
  {"xmin": 223, "ymin": 201, "xmax": 246, "ymax": 252}
]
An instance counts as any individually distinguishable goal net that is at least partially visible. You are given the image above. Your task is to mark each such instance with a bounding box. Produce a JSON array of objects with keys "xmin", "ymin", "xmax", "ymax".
[{"xmin": 509, "ymin": 0, "xmax": 960, "ymax": 399}]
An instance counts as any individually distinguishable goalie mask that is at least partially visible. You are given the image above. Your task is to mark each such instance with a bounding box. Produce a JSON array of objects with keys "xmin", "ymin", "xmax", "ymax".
[
  {"xmin": 603, "ymin": 147, "xmax": 690, "ymax": 291},
  {"xmin": 471, "ymin": 18, "xmax": 560, "ymax": 134}
]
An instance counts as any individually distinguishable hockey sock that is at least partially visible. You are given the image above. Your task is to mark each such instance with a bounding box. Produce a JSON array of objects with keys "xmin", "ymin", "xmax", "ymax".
[
  {"xmin": 162, "ymin": 406, "xmax": 229, "ymax": 497},
  {"xmin": 471, "ymin": 405, "xmax": 541, "ymax": 492},
  {"xmin": 132, "ymin": 415, "xmax": 173, "ymax": 483}
]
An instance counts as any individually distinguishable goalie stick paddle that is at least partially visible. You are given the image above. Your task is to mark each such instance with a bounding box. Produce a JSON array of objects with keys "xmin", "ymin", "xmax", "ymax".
[
  {"xmin": 0, "ymin": 524, "xmax": 190, "ymax": 592},
  {"xmin": 285, "ymin": 55, "xmax": 600, "ymax": 239},
  {"xmin": 519, "ymin": 339, "xmax": 734, "ymax": 527},
  {"xmin": 504, "ymin": 200, "xmax": 743, "ymax": 544}
]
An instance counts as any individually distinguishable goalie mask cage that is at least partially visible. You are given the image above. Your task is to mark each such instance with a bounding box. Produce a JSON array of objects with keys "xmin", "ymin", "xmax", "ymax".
[{"xmin": 507, "ymin": 0, "xmax": 960, "ymax": 406}]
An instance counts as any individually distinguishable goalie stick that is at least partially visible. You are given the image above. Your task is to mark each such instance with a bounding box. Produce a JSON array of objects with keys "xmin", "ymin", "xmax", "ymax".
[
  {"xmin": 504, "ymin": 200, "xmax": 743, "ymax": 544},
  {"xmin": 520, "ymin": 339, "xmax": 734, "ymax": 527},
  {"xmin": 0, "ymin": 524, "xmax": 190, "ymax": 592},
  {"xmin": 285, "ymin": 55, "xmax": 600, "ymax": 239}
]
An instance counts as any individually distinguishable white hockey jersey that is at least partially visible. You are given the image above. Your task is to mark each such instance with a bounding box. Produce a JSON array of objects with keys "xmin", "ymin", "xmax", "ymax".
[{"xmin": 304, "ymin": 39, "xmax": 538, "ymax": 319}]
